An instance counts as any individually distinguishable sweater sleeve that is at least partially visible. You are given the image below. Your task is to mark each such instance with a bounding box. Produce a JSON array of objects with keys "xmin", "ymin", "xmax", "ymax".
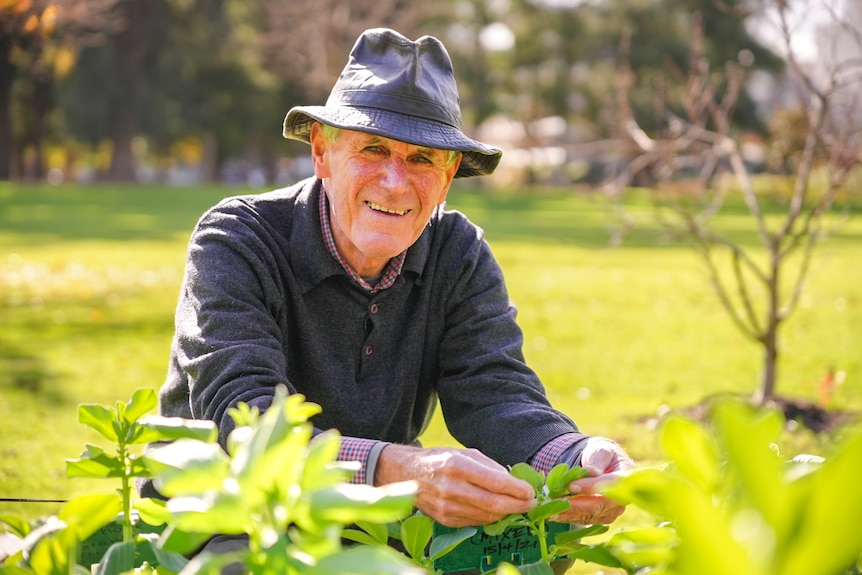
[{"xmin": 434, "ymin": 217, "xmax": 580, "ymax": 466}]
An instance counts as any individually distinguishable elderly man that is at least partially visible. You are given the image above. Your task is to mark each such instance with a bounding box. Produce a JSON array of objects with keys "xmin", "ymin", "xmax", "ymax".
[{"xmin": 151, "ymin": 27, "xmax": 633, "ymax": 531}]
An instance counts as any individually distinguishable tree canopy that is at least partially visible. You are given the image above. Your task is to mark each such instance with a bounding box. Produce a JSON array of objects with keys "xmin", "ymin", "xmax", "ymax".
[{"xmin": 1, "ymin": 0, "xmax": 788, "ymax": 182}]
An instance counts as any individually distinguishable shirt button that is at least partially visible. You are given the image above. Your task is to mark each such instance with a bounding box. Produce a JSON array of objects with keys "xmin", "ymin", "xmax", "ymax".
[
  {"xmin": 370, "ymin": 303, "xmax": 379, "ymax": 314},
  {"xmin": 364, "ymin": 345, "xmax": 374, "ymax": 356}
]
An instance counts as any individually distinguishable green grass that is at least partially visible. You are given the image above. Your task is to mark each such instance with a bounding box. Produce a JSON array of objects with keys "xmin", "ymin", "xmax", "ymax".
[{"xmin": 1, "ymin": 180, "xmax": 860, "ymax": 573}]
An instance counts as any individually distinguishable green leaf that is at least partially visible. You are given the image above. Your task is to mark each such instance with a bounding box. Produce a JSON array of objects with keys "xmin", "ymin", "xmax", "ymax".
[
  {"xmin": 231, "ymin": 411, "xmax": 311, "ymax": 494},
  {"xmin": 561, "ymin": 465, "xmax": 591, "ymax": 484},
  {"xmin": 493, "ymin": 563, "xmax": 522, "ymax": 575},
  {"xmin": 549, "ymin": 541, "xmax": 584, "ymax": 557},
  {"xmin": 483, "ymin": 514, "xmax": 522, "ymax": 536},
  {"xmin": 309, "ymin": 544, "xmax": 423, "ymax": 575},
  {"xmin": 659, "ymin": 415, "xmax": 720, "ymax": 489},
  {"xmin": 0, "ymin": 514, "xmax": 32, "ymax": 538},
  {"xmin": 0, "ymin": 565, "xmax": 33, "ymax": 575},
  {"xmin": 59, "ymin": 493, "xmax": 122, "ymax": 541},
  {"xmin": 133, "ymin": 498, "xmax": 172, "ymax": 527},
  {"xmin": 307, "ymin": 482, "xmax": 415, "ymax": 526},
  {"xmin": 784, "ymin": 430, "xmax": 862, "ymax": 575},
  {"xmin": 340, "ymin": 528, "xmax": 382, "ymax": 546},
  {"xmin": 94, "ymin": 540, "xmax": 135, "ymax": 575},
  {"xmin": 509, "ymin": 463, "xmax": 545, "ymax": 491},
  {"xmin": 601, "ymin": 467, "xmax": 680, "ymax": 518},
  {"xmin": 156, "ymin": 524, "xmax": 213, "ymax": 556},
  {"xmin": 515, "ymin": 561, "xmax": 554, "ymax": 575},
  {"xmin": 167, "ymin": 493, "xmax": 249, "ymax": 535},
  {"xmin": 354, "ymin": 520, "xmax": 390, "ymax": 545},
  {"xmin": 134, "ymin": 416, "xmax": 218, "ymax": 445},
  {"xmin": 400, "ymin": 513, "xmax": 433, "ymax": 561},
  {"xmin": 136, "ymin": 533, "xmax": 189, "ymax": 573},
  {"xmin": 301, "ymin": 430, "xmax": 349, "ymax": 491},
  {"xmin": 605, "ymin": 528, "xmax": 678, "ymax": 571},
  {"xmin": 28, "ymin": 528, "xmax": 73, "ymax": 575},
  {"xmin": 566, "ymin": 545, "xmax": 625, "ymax": 568},
  {"xmin": 554, "ymin": 524, "xmax": 609, "ymax": 546},
  {"xmin": 527, "ymin": 499, "xmax": 569, "ymax": 522},
  {"xmin": 122, "ymin": 388, "xmax": 157, "ymax": 425},
  {"xmin": 65, "ymin": 445, "xmax": 124, "ymax": 479},
  {"xmin": 281, "ymin": 390, "xmax": 323, "ymax": 425},
  {"xmin": 712, "ymin": 400, "xmax": 786, "ymax": 524},
  {"xmin": 142, "ymin": 439, "xmax": 229, "ymax": 496},
  {"xmin": 24, "ymin": 517, "xmax": 86, "ymax": 575},
  {"xmin": 178, "ymin": 548, "xmax": 243, "ymax": 575},
  {"xmin": 227, "ymin": 402, "xmax": 260, "ymax": 428},
  {"xmin": 77, "ymin": 404, "xmax": 118, "ymax": 442},
  {"xmin": 428, "ymin": 526, "xmax": 476, "ymax": 560},
  {"xmin": 546, "ymin": 464, "xmax": 589, "ymax": 498},
  {"xmin": 608, "ymin": 525, "xmax": 676, "ymax": 546}
]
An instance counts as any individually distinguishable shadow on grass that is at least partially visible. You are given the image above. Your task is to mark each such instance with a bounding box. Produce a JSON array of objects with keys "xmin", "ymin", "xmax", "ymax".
[
  {"xmin": 0, "ymin": 338, "xmax": 64, "ymax": 404},
  {"xmin": 1, "ymin": 181, "xmax": 859, "ymax": 249},
  {"xmin": 448, "ymin": 186, "xmax": 862, "ymax": 249},
  {"xmin": 0, "ymin": 183, "xmax": 240, "ymax": 244}
]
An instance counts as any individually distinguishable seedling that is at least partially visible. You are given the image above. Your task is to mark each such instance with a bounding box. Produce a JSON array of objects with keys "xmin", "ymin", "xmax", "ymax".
[
  {"xmin": 344, "ymin": 512, "xmax": 476, "ymax": 574},
  {"xmin": 483, "ymin": 463, "xmax": 623, "ymax": 574}
]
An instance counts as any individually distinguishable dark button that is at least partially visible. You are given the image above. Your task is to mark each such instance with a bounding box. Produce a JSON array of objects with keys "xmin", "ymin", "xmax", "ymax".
[
  {"xmin": 370, "ymin": 303, "xmax": 379, "ymax": 314},
  {"xmin": 364, "ymin": 345, "xmax": 374, "ymax": 356}
]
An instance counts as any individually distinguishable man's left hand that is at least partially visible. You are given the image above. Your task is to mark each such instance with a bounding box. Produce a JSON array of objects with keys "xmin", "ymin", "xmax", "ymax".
[{"xmin": 554, "ymin": 437, "xmax": 635, "ymax": 525}]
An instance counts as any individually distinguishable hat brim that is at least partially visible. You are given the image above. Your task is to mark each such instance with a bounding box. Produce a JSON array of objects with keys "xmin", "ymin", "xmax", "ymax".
[{"xmin": 283, "ymin": 105, "xmax": 501, "ymax": 178}]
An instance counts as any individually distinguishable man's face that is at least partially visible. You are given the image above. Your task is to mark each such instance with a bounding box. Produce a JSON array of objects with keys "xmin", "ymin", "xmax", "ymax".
[{"xmin": 310, "ymin": 124, "xmax": 461, "ymax": 278}]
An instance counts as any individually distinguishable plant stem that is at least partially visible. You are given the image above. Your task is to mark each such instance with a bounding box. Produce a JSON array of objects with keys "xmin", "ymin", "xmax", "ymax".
[
  {"xmin": 536, "ymin": 520, "xmax": 550, "ymax": 564},
  {"xmin": 119, "ymin": 441, "xmax": 133, "ymax": 542}
]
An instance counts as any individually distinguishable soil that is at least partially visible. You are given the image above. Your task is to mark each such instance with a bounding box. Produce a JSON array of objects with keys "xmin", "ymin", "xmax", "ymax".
[{"xmin": 641, "ymin": 392, "xmax": 858, "ymax": 435}]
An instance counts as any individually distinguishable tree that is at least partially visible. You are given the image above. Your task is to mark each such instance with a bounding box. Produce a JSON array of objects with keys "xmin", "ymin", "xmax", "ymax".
[
  {"xmin": 607, "ymin": 2, "xmax": 862, "ymax": 407},
  {"xmin": 0, "ymin": 0, "xmax": 122, "ymax": 180}
]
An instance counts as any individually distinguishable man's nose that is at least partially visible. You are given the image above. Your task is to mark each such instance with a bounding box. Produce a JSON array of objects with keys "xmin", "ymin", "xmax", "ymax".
[{"xmin": 380, "ymin": 156, "xmax": 409, "ymax": 189}]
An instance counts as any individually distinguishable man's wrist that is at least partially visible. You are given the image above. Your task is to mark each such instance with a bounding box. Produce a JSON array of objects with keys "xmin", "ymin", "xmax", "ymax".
[
  {"xmin": 338, "ymin": 436, "xmax": 389, "ymax": 484},
  {"xmin": 364, "ymin": 440, "xmax": 390, "ymax": 486},
  {"xmin": 374, "ymin": 443, "xmax": 420, "ymax": 485}
]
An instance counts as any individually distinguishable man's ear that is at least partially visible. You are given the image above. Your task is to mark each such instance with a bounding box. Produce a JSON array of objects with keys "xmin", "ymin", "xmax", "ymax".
[
  {"xmin": 310, "ymin": 123, "xmax": 330, "ymax": 178},
  {"xmin": 437, "ymin": 152, "xmax": 461, "ymax": 205}
]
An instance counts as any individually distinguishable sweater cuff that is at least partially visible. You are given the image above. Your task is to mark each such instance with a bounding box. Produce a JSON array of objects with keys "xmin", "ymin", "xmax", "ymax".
[
  {"xmin": 528, "ymin": 432, "xmax": 590, "ymax": 473},
  {"xmin": 338, "ymin": 436, "xmax": 390, "ymax": 485}
]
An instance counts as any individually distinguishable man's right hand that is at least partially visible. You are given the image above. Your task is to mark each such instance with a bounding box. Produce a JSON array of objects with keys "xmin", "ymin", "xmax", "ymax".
[{"xmin": 375, "ymin": 444, "xmax": 536, "ymax": 527}]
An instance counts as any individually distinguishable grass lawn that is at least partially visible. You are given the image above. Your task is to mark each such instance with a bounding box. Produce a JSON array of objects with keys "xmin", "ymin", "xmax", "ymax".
[{"xmin": 1, "ymin": 180, "xmax": 860, "ymax": 572}]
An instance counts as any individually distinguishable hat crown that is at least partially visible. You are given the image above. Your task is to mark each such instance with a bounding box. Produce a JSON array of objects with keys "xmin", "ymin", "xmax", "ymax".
[{"xmin": 326, "ymin": 28, "xmax": 462, "ymax": 129}]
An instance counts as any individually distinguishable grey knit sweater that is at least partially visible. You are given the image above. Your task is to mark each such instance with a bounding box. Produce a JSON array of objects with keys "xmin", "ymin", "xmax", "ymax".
[{"xmin": 158, "ymin": 177, "xmax": 579, "ymax": 467}]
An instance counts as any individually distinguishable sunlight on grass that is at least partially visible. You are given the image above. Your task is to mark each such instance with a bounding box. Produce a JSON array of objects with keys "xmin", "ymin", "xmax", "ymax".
[{"xmin": 1, "ymin": 180, "xmax": 859, "ymax": 571}]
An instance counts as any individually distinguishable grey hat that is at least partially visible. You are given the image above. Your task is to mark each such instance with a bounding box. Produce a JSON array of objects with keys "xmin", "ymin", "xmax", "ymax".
[{"xmin": 283, "ymin": 28, "xmax": 502, "ymax": 178}]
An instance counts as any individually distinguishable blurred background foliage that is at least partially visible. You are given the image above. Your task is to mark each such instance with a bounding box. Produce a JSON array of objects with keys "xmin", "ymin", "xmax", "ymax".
[{"xmin": 1, "ymin": 0, "xmax": 789, "ymax": 184}]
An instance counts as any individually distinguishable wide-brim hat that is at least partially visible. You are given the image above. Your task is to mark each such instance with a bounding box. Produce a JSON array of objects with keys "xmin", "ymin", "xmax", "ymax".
[{"xmin": 283, "ymin": 28, "xmax": 502, "ymax": 178}]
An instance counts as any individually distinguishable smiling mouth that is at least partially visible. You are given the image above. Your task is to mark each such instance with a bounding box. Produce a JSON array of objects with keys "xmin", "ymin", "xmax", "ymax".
[{"xmin": 366, "ymin": 201, "xmax": 410, "ymax": 216}]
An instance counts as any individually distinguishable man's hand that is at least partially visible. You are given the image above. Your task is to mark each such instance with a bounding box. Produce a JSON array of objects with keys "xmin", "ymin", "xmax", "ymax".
[
  {"xmin": 555, "ymin": 437, "xmax": 635, "ymax": 525},
  {"xmin": 375, "ymin": 444, "xmax": 536, "ymax": 527}
]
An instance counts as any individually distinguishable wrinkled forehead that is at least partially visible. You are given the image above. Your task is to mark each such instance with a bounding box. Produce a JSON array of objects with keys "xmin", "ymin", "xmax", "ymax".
[{"xmin": 340, "ymin": 128, "xmax": 448, "ymax": 157}]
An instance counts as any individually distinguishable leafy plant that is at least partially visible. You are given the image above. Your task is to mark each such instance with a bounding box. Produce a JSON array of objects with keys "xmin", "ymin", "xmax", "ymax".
[
  {"xmin": 0, "ymin": 387, "xmax": 427, "ymax": 575},
  {"xmin": 482, "ymin": 463, "xmax": 622, "ymax": 574},
  {"xmin": 604, "ymin": 398, "xmax": 862, "ymax": 575},
  {"xmin": 67, "ymin": 388, "xmax": 218, "ymax": 541},
  {"xmin": 343, "ymin": 513, "xmax": 476, "ymax": 573},
  {"xmin": 141, "ymin": 385, "xmax": 423, "ymax": 575},
  {"xmin": 0, "ymin": 388, "xmax": 216, "ymax": 575}
]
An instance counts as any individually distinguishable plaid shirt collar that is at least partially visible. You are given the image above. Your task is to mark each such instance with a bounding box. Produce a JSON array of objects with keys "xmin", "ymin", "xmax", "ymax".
[{"xmin": 319, "ymin": 185, "xmax": 406, "ymax": 294}]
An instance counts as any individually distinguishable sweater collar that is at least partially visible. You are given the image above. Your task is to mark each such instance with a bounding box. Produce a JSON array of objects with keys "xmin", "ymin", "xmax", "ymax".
[{"xmin": 292, "ymin": 178, "xmax": 433, "ymax": 293}]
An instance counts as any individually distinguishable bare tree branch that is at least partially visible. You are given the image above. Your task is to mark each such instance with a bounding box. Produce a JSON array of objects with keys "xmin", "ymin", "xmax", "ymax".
[{"xmin": 608, "ymin": 1, "xmax": 862, "ymax": 402}]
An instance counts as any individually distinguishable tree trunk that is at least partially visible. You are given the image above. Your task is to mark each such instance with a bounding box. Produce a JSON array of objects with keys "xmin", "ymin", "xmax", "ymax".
[
  {"xmin": 755, "ymin": 261, "xmax": 781, "ymax": 405},
  {"xmin": 106, "ymin": 0, "xmax": 162, "ymax": 181},
  {"xmin": 27, "ymin": 72, "xmax": 53, "ymax": 181},
  {"xmin": 0, "ymin": 35, "xmax": 15, "ymax": 180}
]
